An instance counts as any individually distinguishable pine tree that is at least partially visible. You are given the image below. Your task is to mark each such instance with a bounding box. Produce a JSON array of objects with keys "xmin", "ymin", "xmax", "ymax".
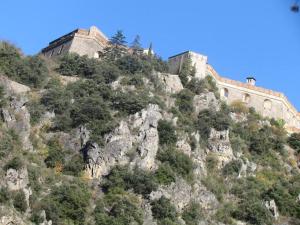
[
  {"xmin": 131, "ymin": 35, "xmax": 143, "ymax": 55},
  {"xmin": 101, "ymin": 30, "xmax": 127, "ymax": 61},
  {"xmin": 148, "ymin": 42, "xmax": 153, "ymax": 57},
  {"xmin": 179, "ymin": 55, "xmax": 193, "ymax": 86}
]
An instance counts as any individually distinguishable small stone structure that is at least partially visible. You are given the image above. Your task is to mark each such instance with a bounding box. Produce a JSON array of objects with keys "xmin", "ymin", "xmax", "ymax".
[
  {"xmin": 41, "ymin": 26, "xmax": 108, "ymax": 58},
  {"xmin": 168, "ymin": 51, "xmax": 300, "ymax": 132}
]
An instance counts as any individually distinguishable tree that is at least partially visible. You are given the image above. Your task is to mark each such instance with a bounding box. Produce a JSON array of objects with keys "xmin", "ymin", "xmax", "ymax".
[
  {"xmin": 102, "ymin": 30, "xmax": 127, "ymax": 61},
  {"xmin": 148, "ymin": 42, "xmax": 153, "ymax": 57},
  {"xmin": 179, "ymin": 55, "xmax": 195, "ymax": 86},
  {"xmin": 131, "ymin": 35, "xmax": 143, "ymax": 55}
]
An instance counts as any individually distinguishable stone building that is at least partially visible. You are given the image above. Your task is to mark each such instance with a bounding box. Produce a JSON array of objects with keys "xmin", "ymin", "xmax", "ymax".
[
  {"xmin": 41, "ymin": 26, "xmax": 108, "ymax": 58},
  {"xmin": 168, "ymin": 51, "xmax": 300, "ymax": 132}
]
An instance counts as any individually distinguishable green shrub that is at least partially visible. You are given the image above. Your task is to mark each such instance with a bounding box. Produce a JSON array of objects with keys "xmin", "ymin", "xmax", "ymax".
[
  {"xmin": 103, "ymin": 166, "xmax": 158, "ymax": 197},
  {"xmin": 94, "ymin": 195, "xmax": 143, "ymax": 225},
  {"xmin": 154, "ymin": 163, "xmax": 176, "ymax": 185},
  {"xmin": 232, "ymin": 198, "xmax": 272, "ymax": 225},
  {"xmin": 222, "ymin": 160, "xmax": 242, "ymax": 177},
  {"xmin": 112, "ymin": 91, "xmax": 148, "ymax": 115},
  {"xmin": 157, "ymin": 147, "xmax": 193, "ymax": 182},
  {"xmin": 157, "ymin": 120, "xmax": 177, "ymax": 146},
  {"xmin": 288, "ymin": 133, "xmax": 300, "ymax": 153},
  {"xmin": 202, "ymin": 175, "xmax": 227, "ymax": 202},
  {"xmin": 0, "ymin": 42, "xmax": 48, "ymax": 88},
  {"xmin": 0, "ymin": 187, "xmax": 10, "ymax": 203},
  {"xmin": 63, "ymin": 154, "xmax": 85, "ymax": 176},
  {"xmin": 28, "ymin": 99, "xmax": 46, "ymax": 125},
  {"xmin": 186, "ymin": 76, "xmax": 218, "ymax": 96},
  {"xmin": 44, "ymin": 138, "xmax": 65, "ymax": 168},
  {"xmin": 182, "ymin": 202, "xmax": 202, "ymax": 225},
  {"xmin": 176, "ymin": 89, "xmax": 194, "ymax": 115},
  {"xmin": 42, "ymin": 181, "xmax": 91, "ymax": 225},
  {"xmin": 151, "ymin": 196, "xmax": 177, "ymax": 223},
  {"xmin": 0, "ymin": 131, "xmax": 13, "ymax": 159},
  {"xmin": 0, "ymin": 85, "xmax": 7, "ymax": 107},
  {"xmin": 13, "ymin": 191, "xmax": 27, "ymax": 212},
  {"xmin": 4, "ymin": 157, "xmax": 23, "ymax": 171}
]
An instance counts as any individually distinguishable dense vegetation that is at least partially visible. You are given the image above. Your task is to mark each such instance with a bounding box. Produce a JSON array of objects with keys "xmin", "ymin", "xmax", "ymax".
[{"xmin": 0, "ymin": 31, "xmax": 300, "ymax": 225}]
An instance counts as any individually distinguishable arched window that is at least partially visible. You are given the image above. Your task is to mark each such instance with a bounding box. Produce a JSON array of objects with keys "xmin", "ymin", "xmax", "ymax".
[
  {"xmin": 243, "ymin": 94, "xmax": 251, "ymax": 104},
  {"xmin": 221, "ymin": 88, "xmax": 229, "ymax": 98}
]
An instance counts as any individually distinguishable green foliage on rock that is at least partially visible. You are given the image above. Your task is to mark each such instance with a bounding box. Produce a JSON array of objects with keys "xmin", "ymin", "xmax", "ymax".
[
  {"xmin": 151, "ymin": 196, "xmax": 178, "ymax": 224},
  {"xmin": 103, "ymin": 166, "xmax": 158, "ymax": 197},
  {"xmin": 176, "ymin": 89, "xmax": 194, "ymax": 115},
  {"xmin": 4, "ymin": 156, "xmax": 23, "ymax": 171},
  {"xmin": 157, "ymin": 147, "xmax": 193, "ymax": 182},
  {"xmin": 41, "ymin": 181, "xmax": 91, "ymax": 225},
  {"xmin": 0, "ymin": 41, "xmax": 48, "ymax": 88},
  {"xmin": 13, "ymin": 191, "xmax": 27, "ymax": 212},
  {"xmin": 158, "ymin": 120, "xmax": 177, "ymax": 146},
  {"xmin": 182, "ymin": 202, "xmax": 203, "ymax": 225},
  {"xmin": 288, "ymin": 133, "xmax": 300, "ymax": 153}
]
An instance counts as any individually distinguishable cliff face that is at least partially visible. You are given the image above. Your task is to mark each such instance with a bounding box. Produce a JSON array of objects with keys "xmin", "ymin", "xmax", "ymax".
[{"xmin": 0, "ymin": 42, "xmax": 300, "ymax": 225}]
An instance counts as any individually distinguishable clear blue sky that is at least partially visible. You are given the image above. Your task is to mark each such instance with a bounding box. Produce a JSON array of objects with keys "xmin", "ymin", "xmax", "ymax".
[{"xmin": 1, "ymin": 0, "xmax": 299, "ymax": 109}]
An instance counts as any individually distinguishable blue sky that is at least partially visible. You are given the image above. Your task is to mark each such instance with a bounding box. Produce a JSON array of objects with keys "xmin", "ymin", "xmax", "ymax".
[{"xmin": 1, "ymin": 0, "xmax": 299, "ymax": 109}]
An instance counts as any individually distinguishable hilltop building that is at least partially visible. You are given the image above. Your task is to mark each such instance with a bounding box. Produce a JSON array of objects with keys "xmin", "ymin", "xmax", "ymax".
[
  {"xmin": 168, "ymin": 51, "xmax": 300, "ymax": 132},
  {"xmin": 41, "ymin": 26, "xmax": 300, "ymax": 132},
  {"xmin": 41, "ymin": 26, "xmax": 108, "ymax": 58}
]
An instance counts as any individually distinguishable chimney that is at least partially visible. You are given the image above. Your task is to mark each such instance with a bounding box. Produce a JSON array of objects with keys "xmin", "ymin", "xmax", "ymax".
[{"xmin": 246, "ymin": 77, "xmax": 256, "ymax": 86}]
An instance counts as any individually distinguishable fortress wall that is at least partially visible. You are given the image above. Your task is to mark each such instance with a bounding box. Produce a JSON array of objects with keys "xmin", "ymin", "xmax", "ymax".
[
  {"xmin": 42, "ymin": 40, "xmax": 73, "ymax": 57},
  {"xmin": 68, "ymin": 34, "xmax": 106, "ymax": 58},
  {"xmin": 168, "ymin": 51, "xmax": 207, "ymax": 79}
]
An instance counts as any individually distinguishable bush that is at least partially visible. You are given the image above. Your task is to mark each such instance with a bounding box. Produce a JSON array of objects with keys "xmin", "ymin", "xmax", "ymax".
[
  {"xmin": 63, "ymin": 154, "xmax": 85, "ymax": 176},
  {"xmin": 103, "ymin": 166, "xmax": 158, "ymax": 197},
  {"xmin": 154, "ymin": 163, "xmax": 176, "ymax": 185},
  {"xmin": 186, "ymin": 76, "xmax": 218, "ymax": 96},
  {"xmin": 0, "ymin": 42, "xmax": 48, "ymax": 88},
  {"xmin": 157, "ymin": 120, "xmax": 177, "ymax": 146},
  {"xmin": 0, "ymin": 131, "xmax": 13, "ymax": 159},
  {"xmin": 222, "ymin": 160, "xmax": 242, "ymax": 177},
  {"xmin": 157, "ymin": 147, "xmax": 193, "ymax": 182},
  {"xmin": 4, "ymin": 157, "xmax": 23, "ymax": 171},
  {"xmin": 94, "ymin": 195, "xmax": 143, "ymax": 225},
  {"xmin": 42, "ymin": 181, "xmax": 91, "ymax": 225},
  {"xmin": 230, "ymin": 100, "xmax": 249, "ymax": 114},
  {"xmin": 0, "ymin": 85, "xmax": 7, "ymax": 107},
  {"xmin": 13, "ymin": 191, "xmax": 27, "ymax": 212},
  {"xmin": 176, "ymin": 89, "xmax": 194, "ymax": 115},
  {"xmin": 0, "ymin": 187, "xmax": 10, "ymax": 203},
  {"xmin": 288, "ymin": 133, "xmax": 300, "ymax": 153},
  {"xmin": 182, "ymin": 202, "xmax": 202, "ymax": 225},
  {"xmin": 151, "ymin": 196, "xmax": 177, "ymax": 223},
  {"xmin": 28, "ymin": 99, "xmax": 46, "ymax": 125},
  {"xmin": 44, "ymin": 138, "xmax": 65, "ymax": 168}
]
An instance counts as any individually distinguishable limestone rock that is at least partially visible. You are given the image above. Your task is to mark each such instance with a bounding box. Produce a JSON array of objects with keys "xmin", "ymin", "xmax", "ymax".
[
  {"xmin": 5, "ymin": 168, "xmax": 32, "ymax": 209},
  {"xmin": 150, "ymin": 178, "xmax": 218, "ymax": 213},
  {"xmin": 39, "ymin": 210, "xmax": 52, "ymax": 225},
  {"xmin": 131, "ymin": 104, "xmax": 162, "ymax": 171},
  {"xmin": 0, "ymin": 206, "xmax": 29, "ymax": 225},
  {"xmin": 156, "ymin": 72, "xmax": 183, "ymax": 94},
  {"xmin": 207, "ymin": 128, "xmax": 234, "ymax": 167},
  {"xmin": 238, "ymin": 158, "xmax": 257, "ymax": 178},
  {"xmin": 265, "ymin": 199, "xmax": 279, "ymax": 220},
  {"xmin": 83, "ymin": 121, "xmax": 133, "ymax": 179},
  {"xmin": 0, "ymin": 75, "xmax": 31, "ymax": 94},
  {"xmin": 193, "ymin": 92, "xmax": 219, "ymax": 114},
  {"xmin": 1, "ymin": 95, "xmax": 32, "ymax": 151}
]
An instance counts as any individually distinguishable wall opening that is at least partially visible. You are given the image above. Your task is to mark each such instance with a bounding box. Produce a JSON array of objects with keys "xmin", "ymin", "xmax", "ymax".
[
  {"xmin": 221, "ymin": 88, "xmax": 229, "ymax": 98},
  {"xmin": 243, "ymin": 94, "xmax": 251, "ymax": 104}
]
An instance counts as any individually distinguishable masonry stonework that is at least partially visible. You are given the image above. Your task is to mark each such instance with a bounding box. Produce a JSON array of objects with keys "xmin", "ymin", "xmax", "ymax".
[
  {"xmin": 168, "ymin": 51, "xmax": 300, "ymax": 132},
  {"xmin": 41, "ymin": 26, "xmax": 108, "ymax": 58}
]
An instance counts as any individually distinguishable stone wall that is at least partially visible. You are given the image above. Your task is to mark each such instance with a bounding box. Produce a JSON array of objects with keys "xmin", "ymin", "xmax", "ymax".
[
  {"xmin": 168, "ymin": 51, "xmax": 208, "ymax": 79},
  {"xmin": 168, "ymin": 51, "xmax": 300, "ymax": 131},
  {"xmin": 42, "ymin": 26, "xmax": 108, "ymax": 58}
]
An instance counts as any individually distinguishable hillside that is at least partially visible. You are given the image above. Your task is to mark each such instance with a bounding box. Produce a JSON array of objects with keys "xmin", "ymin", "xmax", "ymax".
[{"xmin": 0, "ymin": 38, "xmax": 300, "ymax": 225}]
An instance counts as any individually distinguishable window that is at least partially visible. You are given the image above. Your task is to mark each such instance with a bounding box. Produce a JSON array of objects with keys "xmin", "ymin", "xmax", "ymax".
[
  {"xmin": 221, "ymin": 88, "xmax": 229, "ymax": 98},
  {"xmin": 50, "ymin": 50, "xmax": 54, "ymax": 57},
  {"xmin": 243, "ymin": 94, "xmax": 251, "ymax": 104}
]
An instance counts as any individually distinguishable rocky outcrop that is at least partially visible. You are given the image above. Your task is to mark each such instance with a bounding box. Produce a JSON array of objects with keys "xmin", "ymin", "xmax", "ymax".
[
  {"xmin": 0, "ymin": 75, "xmax": 31, "ymax": 94},
  {"xmin": 39, "ymin": 210, "xmax": 52, "ymax": 225},
  {"xmin": 130, "ymin": 104, "xmax": 162, "ymax": 171},
  {"xmin": 5, "ymin": 168, "xmax": 32, "ymax": 210},
  {"xmin": 193, "ymin": 92, "xmax": 219, "ymax": 114},
  {"xmin": 83, "ymin": 121, "xmax": 133, "ymax": 179},
  {"xmin": 1, "ymin": 95, "xmax": 32, "ymax": 151},
  {"xmin": 150, "ymin": 178, "xmax": 218, "ymax": 213},
  {"xmin": 156, "ymin": 72, "xmax": 183, "ymax": 94},
  {"xmin": 0, "ymin": 206, "xmax": 29, "ymax": 225},
  {"xmin": 238, "ymin": 158, "xmax": 257, "ymax": 178},
  {"xmin": 207, "ymin": 128, "xmax": 234, "ymax": 167},
  {"xmin": 265, "ymin": 199, "xmax": 279, "ymax": 220}
]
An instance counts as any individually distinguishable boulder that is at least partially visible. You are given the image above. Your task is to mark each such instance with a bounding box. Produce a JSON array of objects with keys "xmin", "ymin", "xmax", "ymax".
[
  {"xmin": 265, "ymin": 199, "xmax": 279, "ymax": 220},
  {"xmin": 156, "ymin": 72, "xmax": 183, "ymax": 94},
  {"xmin": 193, "ymin": 92, "xmax": 219, "ymax": 114}
]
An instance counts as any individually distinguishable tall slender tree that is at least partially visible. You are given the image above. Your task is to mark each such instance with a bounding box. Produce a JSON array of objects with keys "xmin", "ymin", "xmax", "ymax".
[
  {"xmin": 131, "ymin": 35, "xmax": 143, "ymax": 55},
  {"xmin": 101, "ymin": 30, "xmax": 127, "ymax": 61}
]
